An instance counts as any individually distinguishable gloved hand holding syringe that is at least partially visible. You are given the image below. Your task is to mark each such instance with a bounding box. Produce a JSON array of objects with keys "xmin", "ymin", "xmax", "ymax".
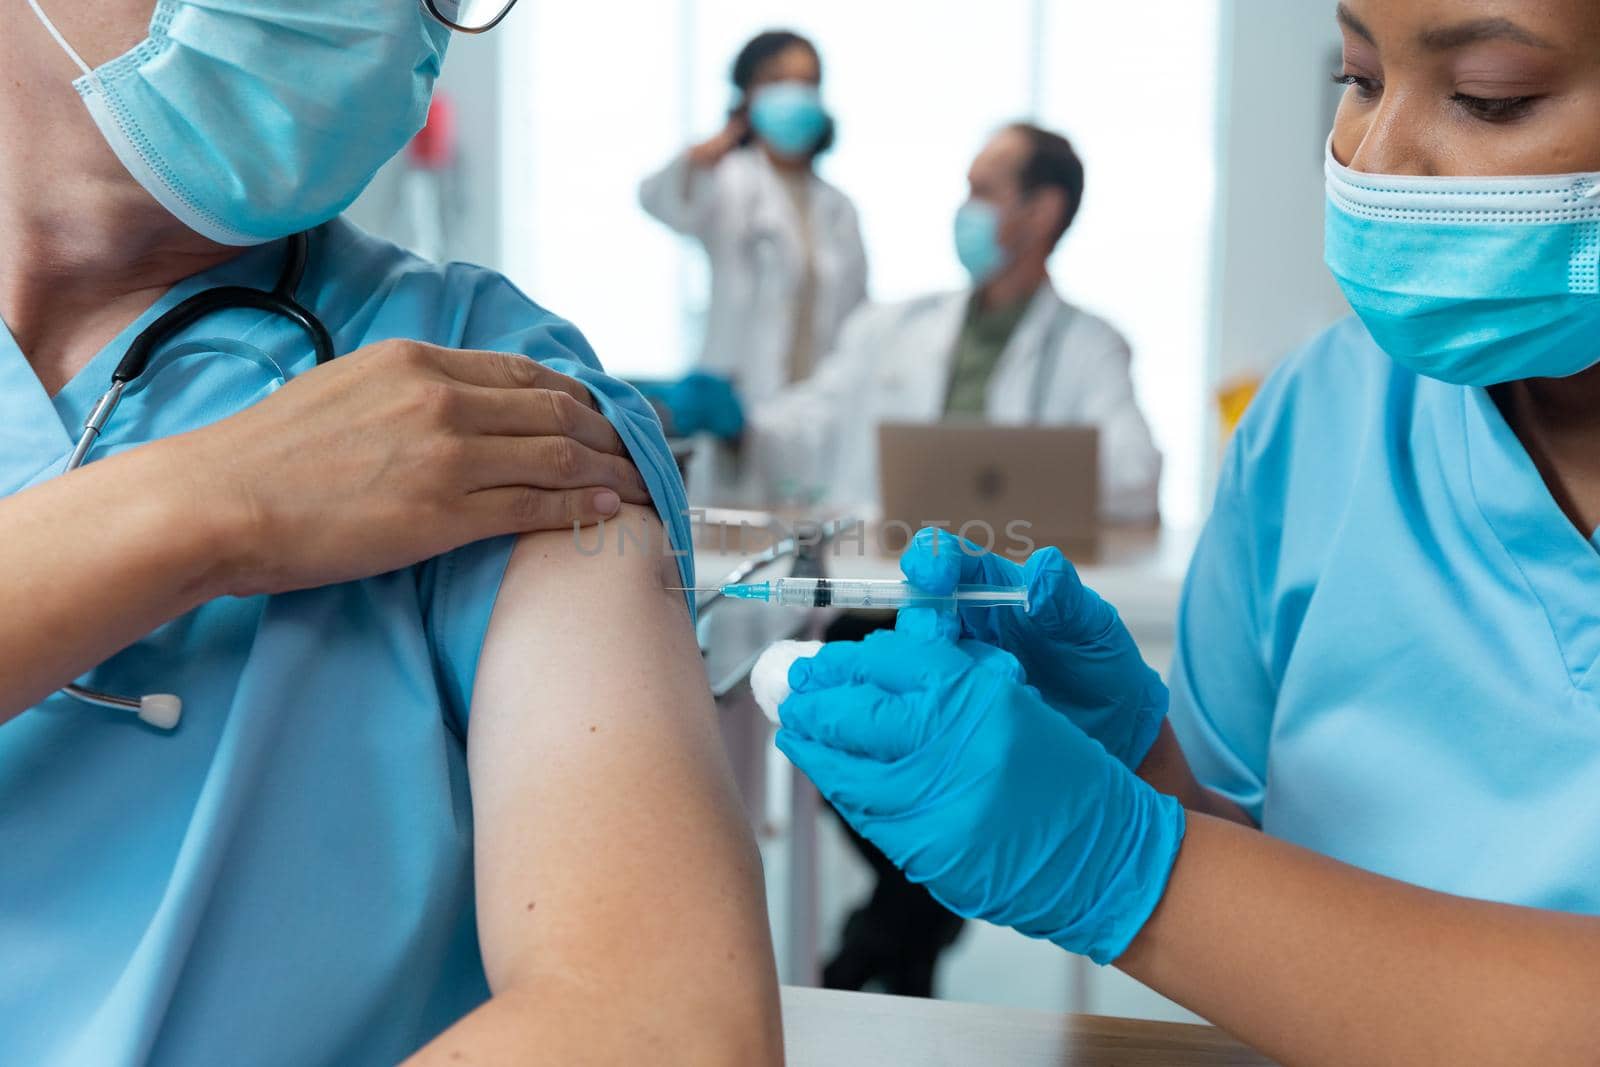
[{"xmin": 675, "ymin": 577, "xmax": 1029, "ymax": 611}]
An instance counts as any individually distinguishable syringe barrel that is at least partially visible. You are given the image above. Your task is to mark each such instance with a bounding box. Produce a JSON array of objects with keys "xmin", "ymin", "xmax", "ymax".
[{"xmin": 765, "ymin": 578, "xmax": 1026, "ymax": 610}]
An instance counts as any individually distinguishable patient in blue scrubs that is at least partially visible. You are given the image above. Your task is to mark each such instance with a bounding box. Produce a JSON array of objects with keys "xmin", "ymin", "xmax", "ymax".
[{"xmin": 0, "ymin": 2, "xmax": 780, "ymax": 1064}]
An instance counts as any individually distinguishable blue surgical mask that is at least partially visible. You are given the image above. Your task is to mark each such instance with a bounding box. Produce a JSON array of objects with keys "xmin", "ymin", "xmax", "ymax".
[
  {"xmin": 1325, "ymin": 142, "xmax": 1600, "ymax": 386},
  {"xmin": 748, "ymin": 82, "xmax": 830, "ymax": 159},
  {"xmin": 27, "ymin": 0, "xmax": 449, "ymax": 246},
  {"xmin": 954, "ymin": 200, "xmax": 1010, "ymax": 284}
]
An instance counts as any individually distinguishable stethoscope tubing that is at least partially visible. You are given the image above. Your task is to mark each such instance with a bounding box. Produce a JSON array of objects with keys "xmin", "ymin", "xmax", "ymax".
[{"xmin": 58, "ymin": 231, "xmax": 336, "ymax": 728}]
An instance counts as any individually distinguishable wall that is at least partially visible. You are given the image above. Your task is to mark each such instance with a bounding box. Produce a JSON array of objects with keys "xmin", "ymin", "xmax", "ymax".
[
  {"xmin": 1033, "ymin": 1, "xmax": 1222, "ymax": 528},
  {"xmin": 499, "ymin": 0, "xmax": 1223, "ymax": 525},
  {"xmin": 346, "ymin": 30, "xmax": 503, "ymax": 269},
  {"xmin": 496, "ymin": 0, "xmax": 688, "ymax": 378},
  {"xmin": 1209, "ymin": 0, "xmax": 1350, "ymax": 399},
  {"xmin": 347, "ymin": 4, "xmax": 1350, "ymax": 520}
]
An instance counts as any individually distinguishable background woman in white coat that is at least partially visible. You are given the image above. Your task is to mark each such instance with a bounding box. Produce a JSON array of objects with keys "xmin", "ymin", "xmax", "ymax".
[{"xmin": 638, "ymin": 30, "xmax": 868, "ymax": 467}]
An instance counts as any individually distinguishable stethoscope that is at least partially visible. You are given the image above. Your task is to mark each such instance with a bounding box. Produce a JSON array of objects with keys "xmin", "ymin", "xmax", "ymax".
[{"xmin": 59, "ymin": 231, "xmax": 336, "ymax": 730}]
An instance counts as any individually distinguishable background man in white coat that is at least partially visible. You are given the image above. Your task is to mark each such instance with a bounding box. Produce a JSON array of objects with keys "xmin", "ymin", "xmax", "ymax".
[
  {"xmin": 743, "ymin": 122, "xmax": 1162, "ymax": 525},
  {"xmin": 767, "ymin": 123, "xmax": 1164, "ymax": 998}
]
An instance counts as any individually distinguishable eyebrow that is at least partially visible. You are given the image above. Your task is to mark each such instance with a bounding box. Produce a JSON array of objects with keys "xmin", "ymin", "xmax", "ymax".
[
  {"xmin": 1420, "ymin": 17, "xmax": 1553, "ymax": 50},
  {"xmin": 1337, "ymin": 4, "xmax": 1553, "ymax": 51},
  {"xmin": 1336, "ymin": 4, "xmax": 1374, "ymax": 45}
]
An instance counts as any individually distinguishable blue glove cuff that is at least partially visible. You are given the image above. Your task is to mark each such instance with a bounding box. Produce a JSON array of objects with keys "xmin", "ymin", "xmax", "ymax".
[
  {"xmin": 1118, "ymin": 671, "xmax": 1171, "ymax": 770},
  {"xmin": 662, "ymin": 372, "xmax": 744, "ymax": 439},
  {"xmin": 1057, "ymin": 789, "xmax": 1187, "ymax": 966}
]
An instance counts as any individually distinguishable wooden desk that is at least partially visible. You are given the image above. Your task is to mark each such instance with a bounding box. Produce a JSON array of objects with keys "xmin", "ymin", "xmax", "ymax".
[{"xmin": 781, "ymin": 987, "xmax": 1275, "ymax": 1067}]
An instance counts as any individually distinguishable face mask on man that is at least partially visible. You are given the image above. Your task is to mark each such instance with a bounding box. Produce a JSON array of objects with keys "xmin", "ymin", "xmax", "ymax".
[
  {"xmin": 26, "ymin": 0, "xmax": 451, "ymax": 246},
  {"xmin": 953, "ymin": 199, "xmax": 1013, "ymax": 284}
]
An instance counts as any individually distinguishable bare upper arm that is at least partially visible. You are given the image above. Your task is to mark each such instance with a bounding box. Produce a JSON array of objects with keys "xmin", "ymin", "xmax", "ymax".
[{"xmin": 464, "ymin": 505, "xmax": 779, "ymax": 1053}]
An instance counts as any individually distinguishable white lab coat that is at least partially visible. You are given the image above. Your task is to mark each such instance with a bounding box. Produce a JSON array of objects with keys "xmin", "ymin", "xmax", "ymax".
[
  {"xmin": 741, "ymin": 283, "xmax": 1163, "ymax": 523},
  {"xmin": 638, "ymin": 146, "xmax": 869, "ymax": 405}
]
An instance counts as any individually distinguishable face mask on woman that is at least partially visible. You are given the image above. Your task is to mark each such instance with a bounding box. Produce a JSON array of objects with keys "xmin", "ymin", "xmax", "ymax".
[
  {"xmin": 748, "ymin": 81, "xmax": 831, "ymax": 159},
  {"xmin": 1324, "ymin": 141, "xmax": 1600, "ymax": 387},
  {"xmin": 26, "ymin": 0, "xmax": 450, "ymax": 246}
]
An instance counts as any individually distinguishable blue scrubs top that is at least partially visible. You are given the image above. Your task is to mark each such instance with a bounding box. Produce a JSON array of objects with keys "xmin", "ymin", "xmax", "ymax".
[
  {"xmin": 1169, "ymin": 318, "xmax": 1600, "ymax": 914},
  {"xmin": 0, "ymin": 220, "xmax": 694, "ymax": 1066}
]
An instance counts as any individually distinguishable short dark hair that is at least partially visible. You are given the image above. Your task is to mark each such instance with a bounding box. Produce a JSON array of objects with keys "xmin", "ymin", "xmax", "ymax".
[
  {"xmin": 729, "ymin": 30, "xmax": 835, "ymax": 157},
  {"xmin": 1008, "ymin": 123, "xmax": 1085, "ymax": 244}
]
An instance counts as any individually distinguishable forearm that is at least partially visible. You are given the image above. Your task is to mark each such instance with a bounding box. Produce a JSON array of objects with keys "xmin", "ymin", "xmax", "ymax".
[
  {"xmin": 1136, "ymin": 722, "xmax": 1255, "ymax": 826},
  {"xmin": 1119, "ymin": 815, "xmax": 1600, "ymax": 1066},
  {"xmin": 0, "ymin": 441, "xmax": 227, "ymax": 720},
  {"xmin": 639, "ymin": 152, "xmax": 713, "ymax": 237},
  {"xmin": 742, "ymin": 355, "xmax": 861, "ymax": 497}
]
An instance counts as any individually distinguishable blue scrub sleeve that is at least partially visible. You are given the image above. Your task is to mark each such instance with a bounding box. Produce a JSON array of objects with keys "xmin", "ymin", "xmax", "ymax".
[
  {"xmin": 415, "ymin": 273, "xmax": 695, "ymax": 731},
  {"xmin": 1165, "ymin": 437, "xmax": 1280, "ymax": 824}
]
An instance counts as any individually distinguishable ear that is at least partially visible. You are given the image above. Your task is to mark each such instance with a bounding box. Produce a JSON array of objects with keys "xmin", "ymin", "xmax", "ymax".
[{"xmin": 1029, "ymin": 187, "xmax": 1070, "ymax": 245}]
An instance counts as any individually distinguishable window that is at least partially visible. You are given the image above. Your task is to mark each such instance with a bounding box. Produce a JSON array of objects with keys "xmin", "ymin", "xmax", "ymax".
[{"xmin": 500, "ymin": 1, "xmax": 1221, "ymax": 523}]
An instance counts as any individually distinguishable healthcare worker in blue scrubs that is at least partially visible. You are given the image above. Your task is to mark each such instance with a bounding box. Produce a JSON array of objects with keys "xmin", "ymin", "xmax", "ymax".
[
  {"xmin": 779, "ymin": 1, "xmax": 1600, "ymax": 1064},
  {"xmin": 0, "ymin": 1, "xmax": 781, "ymax": 1064}
]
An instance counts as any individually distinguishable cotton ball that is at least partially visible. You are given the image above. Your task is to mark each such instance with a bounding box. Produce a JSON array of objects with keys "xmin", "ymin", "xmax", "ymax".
[
  {"xmin": 137, "ymin": 694, "xmax": 183, "ymax": 730},
  {"xmin": 751, "ymin": 640, "xmax": 825, "ymax": 725}
]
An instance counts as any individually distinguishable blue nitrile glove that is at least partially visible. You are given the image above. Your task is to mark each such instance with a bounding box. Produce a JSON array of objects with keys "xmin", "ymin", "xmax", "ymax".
[
  {"xmin": 638, "ymin": 371, "xmax": 745, "ymax": 440},
  {"xmin": 776, "ymin": 628, "xmax": 1186, "ymax": 965},
  {"xmin": 899, "ymin": 527, "xmax": 1167, "ymax": 769}
]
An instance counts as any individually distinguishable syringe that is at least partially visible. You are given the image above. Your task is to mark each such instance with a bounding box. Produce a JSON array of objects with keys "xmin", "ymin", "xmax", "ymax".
[{"xmin": 680, "ymin": 577, "xmax": 1029, "ymax": 611}]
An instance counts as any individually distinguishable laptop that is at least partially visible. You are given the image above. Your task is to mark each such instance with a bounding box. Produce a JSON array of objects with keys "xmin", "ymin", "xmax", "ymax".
[{"xmin": 876, "ymin": 422, "xmax": 1100, "ymax": 560}]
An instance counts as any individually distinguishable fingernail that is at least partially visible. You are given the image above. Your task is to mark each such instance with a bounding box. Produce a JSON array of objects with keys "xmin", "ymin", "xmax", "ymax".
[{"xmin": 593, "ymin": 490, "xmax": 621, "ymax": 515}]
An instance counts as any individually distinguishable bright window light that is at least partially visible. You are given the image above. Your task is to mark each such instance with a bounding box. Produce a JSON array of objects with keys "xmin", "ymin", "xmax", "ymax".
[{"xmin": 501, "ymin": 1, "xmax": 1221, "ymax": 524}]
